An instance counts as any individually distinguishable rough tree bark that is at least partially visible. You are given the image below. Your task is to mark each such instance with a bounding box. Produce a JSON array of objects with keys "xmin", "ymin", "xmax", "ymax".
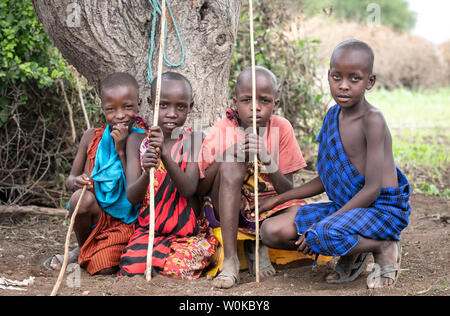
[{"xmin": 31, "ymin": 0, "xmax": 242, "ymax": 128}]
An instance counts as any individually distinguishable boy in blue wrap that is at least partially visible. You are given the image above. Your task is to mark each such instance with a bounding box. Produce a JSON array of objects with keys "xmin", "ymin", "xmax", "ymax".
[
  {"xmin": 44, "ymin": 72, "xmax": 148, "ymax": 275},
  {"xmin": 258, "ymin": 40, "xmax": 411, "ymax": 289}
]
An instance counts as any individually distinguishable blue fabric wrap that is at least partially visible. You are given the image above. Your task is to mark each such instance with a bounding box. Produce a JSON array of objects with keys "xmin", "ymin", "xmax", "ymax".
[
  {"xmin": 89, "ymin": 125, "xmax": 146, "ymax": 224},
  {"xmin": 295, "ymin": 105, "xmax": 411, "ymax": 256}
]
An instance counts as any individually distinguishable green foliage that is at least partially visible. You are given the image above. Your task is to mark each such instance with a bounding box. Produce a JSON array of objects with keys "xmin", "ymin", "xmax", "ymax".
[
  {"xmin": 300, "ymin": 0, "xmax": 417, "ymax": 31},
  {"xmin": 0, "ymin": 0, "xmax": 76, "ymax": 131},
  {"xmin": 231, "ymin": 1, "xmax": 327, "ymax": 158},
  {"xmin": 0, "ymin": 0, "xmax": 72, "ymax": 87},
  {"xmin": 415, "ymin": 182, "xmax": 441, "ymax": 196},
  {"xmin": 0, "ymin": 0, "xmax": 100, "ymax": 207},
  {"xmin": 370, "ymin": 87, "xmax": 450, "ymax": 198}
]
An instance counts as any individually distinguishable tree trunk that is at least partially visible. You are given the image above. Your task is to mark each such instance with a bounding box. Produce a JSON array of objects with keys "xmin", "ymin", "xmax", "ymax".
[{"xmin": 31, "ymin": 0, "xmax": 242, "ymax": 128}]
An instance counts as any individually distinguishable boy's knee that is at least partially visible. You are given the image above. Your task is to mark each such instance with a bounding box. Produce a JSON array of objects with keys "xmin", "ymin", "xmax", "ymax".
[
  {"xmin": 70, "ymin": 189, "xmax": 98, "ymax": 216},
  {"xmin": 260, "ymin": 221, "xmax": 283, "ymax": 247},
  {"xmin": 218, "ymin": 162, "xmax": 246, "ymax": 186}
]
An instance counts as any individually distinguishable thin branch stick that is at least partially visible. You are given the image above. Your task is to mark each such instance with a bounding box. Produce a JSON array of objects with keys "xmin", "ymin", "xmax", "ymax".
[
  {"xmin": 59, "ymin": 79, "xmax": 76, "ymax": 143},
  {"xmin": 249, "ymin": 0, "xmax": 260, "ymax": 283},
  {"xmin": 146, "ymin": 0, "xmax": 166, "ymax": 282},
  {"xmin": 76, "ymin": 75, "xmax": 91, "ymax": 130},
  {"xmin": 50, "ymin": 185, "xmax": 86, "ymax": 296}
]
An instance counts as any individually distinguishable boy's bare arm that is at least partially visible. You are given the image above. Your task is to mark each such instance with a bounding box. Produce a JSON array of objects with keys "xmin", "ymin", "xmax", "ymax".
[
  {"xmin": 66, "ymin": 128, "xmax": 96, "ymax": 191},
  {"xmin": 260, "ymin": 176, "xmax": 325, "ymax": 211},
  {"xmin": 125, "ymin": 133, "xmax": 148, "ymax": 205},
  {"xmin": 268, "ymin": 168, "xmax": 294, "ymax": 194},
  {"xmin": 335, "ymin": 111, "xmax": 386, "ymax": 214},
  {"xmin": 159, "ymin": 132, "xmax": 200, "ymax": 198}
]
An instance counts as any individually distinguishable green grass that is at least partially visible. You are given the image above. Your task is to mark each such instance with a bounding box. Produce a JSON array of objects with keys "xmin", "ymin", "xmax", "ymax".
[
  {"xmin": 367, "ymin": 87, "xmax": 450, "ymax": 130},
  {"xmin": 367, "ymin": 87, "xmax": 450, "ymax": 197}
]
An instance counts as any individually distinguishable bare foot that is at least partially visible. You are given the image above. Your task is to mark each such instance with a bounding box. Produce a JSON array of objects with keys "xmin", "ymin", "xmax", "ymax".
[
  {"xmin": 367, "ymin": 241, "xmax": 401, "ymax": 289},
  {"xmin": 244, "ymin": 240, "xmax": 276, "ymax": 278},
  {"xmin": 213, "ymin": 255, "xmax": 240, "ymax": 289}
]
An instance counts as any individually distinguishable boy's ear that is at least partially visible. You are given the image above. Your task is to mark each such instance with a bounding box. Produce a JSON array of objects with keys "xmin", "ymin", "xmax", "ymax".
[
  {"xmin": 273, "ymin": 98, "xmax": 280, "ymax": 113},
  {"xmin": 366, "ymin": 74, "xmax": 376, "ymax": 91},
  {"xmin": 189, "ymin": 100, "xmax": 194, "ymax": 112}
]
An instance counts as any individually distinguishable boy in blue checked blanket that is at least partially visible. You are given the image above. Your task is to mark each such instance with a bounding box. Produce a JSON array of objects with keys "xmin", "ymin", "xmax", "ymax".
[{"xmin": 258, "ymin": 40, "xmax": 411, "ymax": 289}]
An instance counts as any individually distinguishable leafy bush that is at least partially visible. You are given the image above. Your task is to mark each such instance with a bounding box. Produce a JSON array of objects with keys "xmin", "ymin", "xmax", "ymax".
[
  {"xmin": 0, "ymin": 0, "xmax": 71, "ymax": 90},
  {"xmin": 0, "ymin": 0, "xmax": 100, "ymax": 207}
]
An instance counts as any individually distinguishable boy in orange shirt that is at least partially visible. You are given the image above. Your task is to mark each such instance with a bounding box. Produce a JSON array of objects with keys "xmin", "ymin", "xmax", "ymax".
[{"xmin": 198, "ymin": 66, "xmax": 307, "ymax": 288}]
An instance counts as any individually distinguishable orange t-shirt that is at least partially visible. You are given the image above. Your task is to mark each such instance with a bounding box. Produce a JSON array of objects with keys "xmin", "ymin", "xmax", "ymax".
[{"xmin": 198, "ymin": 109, "xmax": 306, "ymax": 178}]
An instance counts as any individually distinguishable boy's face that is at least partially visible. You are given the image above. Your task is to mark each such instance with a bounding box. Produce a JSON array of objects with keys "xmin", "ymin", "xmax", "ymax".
[
  {"xmin": 233, "ymin": 72, "xmax": 279, "ymax": 130},
  {"xmin": 328, "ymin": 49, "xmax": 376, "ymax": 109},
  {"xmin": 101, "ymin": 85, "xmax": 140, "ymax": 131},
  {"xmin": 150, "ymin": 78, "xmax": 192, "ymax": 136}
]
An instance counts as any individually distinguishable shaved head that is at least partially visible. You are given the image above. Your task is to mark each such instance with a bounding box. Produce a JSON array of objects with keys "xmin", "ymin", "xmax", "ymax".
[
  {"xmin": 150, "ymin": 71, "xmax": 193, "ymax": 102},
  {"xmin": 331, "ymin": 40, "xmax": 375, "ymax": 74},
  {"xmin": 99, "ymin": 72, "xmax": 139, "ymax": 100},
  {"xmin": 235, "ymin": 66, "xmax": 278, "ymax": 97}
]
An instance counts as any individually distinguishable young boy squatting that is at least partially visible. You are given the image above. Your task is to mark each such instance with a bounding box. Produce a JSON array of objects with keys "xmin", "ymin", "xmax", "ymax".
[{"xmin": 263, "ymin": 40, "xmax": 411, "ymax": 288}]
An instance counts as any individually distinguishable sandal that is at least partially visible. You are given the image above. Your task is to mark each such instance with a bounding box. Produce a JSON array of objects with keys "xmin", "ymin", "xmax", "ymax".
[
  {"xmin": 43, "ymin": 247, "xmax": 80, "ymax": 271},
  {"xmin": 367, "ymin": 241, "xmax": 401, "ymax": 289},
  {"xmin": 327, "ymin": 252, "xmax": 371, "ymax": 284}
]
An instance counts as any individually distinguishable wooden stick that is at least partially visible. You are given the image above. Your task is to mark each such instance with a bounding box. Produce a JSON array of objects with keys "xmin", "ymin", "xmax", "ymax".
[
  {"xmin": 145, "ymin": 0, "xmax": 166, "ymax": 282},
  {"xmin": 50, "ymin": 185, "xmax": 87, "ymax": 296},
  {"xmin": 0, "ymin": 205, "xmax": 66, "ymax": 216},
  {"xmin": 248, "ymin": 0, "xmax": 260, "ymax": 283},
  {"xmin": 59, "ymin": 79, "xmax": 76, "ymax": 143},
  {"xmin": 76, "ymin": 75, "xmax": 91, "ymax": 130}
]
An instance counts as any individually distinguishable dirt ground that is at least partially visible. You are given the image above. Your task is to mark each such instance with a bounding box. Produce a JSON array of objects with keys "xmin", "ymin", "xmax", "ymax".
[{"xmin": 0, "ymin": 193, "xmax": 448, "ymax": 297}]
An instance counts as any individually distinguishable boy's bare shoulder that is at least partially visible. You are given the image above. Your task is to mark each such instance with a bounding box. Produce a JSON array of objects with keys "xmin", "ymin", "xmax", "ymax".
[
  {"xmin": 127, "ymin": 131, "xmax": 147, "ymax": 149},
  {"xmin": 79, "ymin": 128, "xmax": 97, "ymax": 147},
  {"xmin": 362, "ymin": 105, "xmax": 388, "ymax": 134}
]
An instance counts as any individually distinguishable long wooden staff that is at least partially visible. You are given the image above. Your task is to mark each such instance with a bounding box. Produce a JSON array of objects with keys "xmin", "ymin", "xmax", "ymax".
[
  {"xmin": 248, "ymin": 0, "xmax": 260, "ymax": 283},
  {"xmin": 145, "ymin": 0, "xmax": 166, "ymax": 282},
  {"xmin": 50, "ymin": 185, "xmax": 87, "ymax": 296}
]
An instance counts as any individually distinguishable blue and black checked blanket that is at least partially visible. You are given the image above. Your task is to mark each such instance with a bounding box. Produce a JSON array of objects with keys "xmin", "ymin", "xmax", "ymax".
[{"xmin": 295, "ymin": 105, "xmax": 411, "ymax": 256}]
